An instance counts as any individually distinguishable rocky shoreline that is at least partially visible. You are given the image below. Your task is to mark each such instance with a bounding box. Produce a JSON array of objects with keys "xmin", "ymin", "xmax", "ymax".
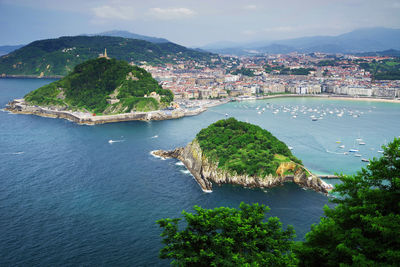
[
  {"xmin": 5, "ymin": 99, "xmax": 208, "ymax": 125},
  {"xmin": 152, "ymin": 139, "xmax": 333, "ymax": 194}
]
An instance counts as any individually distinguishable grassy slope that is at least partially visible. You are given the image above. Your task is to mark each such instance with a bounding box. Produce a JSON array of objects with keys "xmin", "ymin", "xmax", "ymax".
[{"xmin": 196, "ymin": 118, "xmax": 302, "ymax": 177}]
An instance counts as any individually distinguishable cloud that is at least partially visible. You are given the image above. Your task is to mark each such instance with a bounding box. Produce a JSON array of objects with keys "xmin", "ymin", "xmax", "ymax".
[
  {"xmin": 148, "ymin": 7, "xmax": 195, "ymax": 20},
  {"xmin": 263, "ymin": 26, "xmax": 295, "ymax": 32},
  {"xmin": 92, "ymin": 5, "xmax": 135, "ymax": 20},
  {"xmin": 244, "ymin": 5, "xmax": 257, "ymax": 10}
]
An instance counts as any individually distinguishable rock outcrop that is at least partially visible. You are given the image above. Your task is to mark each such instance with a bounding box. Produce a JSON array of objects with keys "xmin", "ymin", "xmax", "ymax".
[{"xmin": 153, "ymin": 139, "xmax": 333, "ymax": 193}]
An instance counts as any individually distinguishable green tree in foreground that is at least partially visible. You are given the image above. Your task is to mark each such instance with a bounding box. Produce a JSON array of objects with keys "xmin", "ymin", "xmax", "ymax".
[
  {"xmin": 295, "ymin": 137, "xmax": 400, "ymax": 266},
  {"xmin": 157, "ymin": 203, "xmax": 296, "ymax": 266}
]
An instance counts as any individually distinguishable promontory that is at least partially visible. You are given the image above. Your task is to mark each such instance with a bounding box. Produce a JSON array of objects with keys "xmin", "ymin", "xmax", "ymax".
[
  {"xmin": 6, "ymin": 57, "xmax": 206, "ymax": 124},
  {"xmin": 152, "ymin": 118, "xmax": 333, "ymax": 193}
]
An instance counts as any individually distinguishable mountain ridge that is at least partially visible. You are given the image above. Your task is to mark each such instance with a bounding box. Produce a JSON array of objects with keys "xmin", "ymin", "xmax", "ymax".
[
  {"xmin": 0, "ymin": 35, "xmax": 215, "ymax": 76},
  {"xmin": 201, "ymin": 27, "xmax": 400, "ymax": 55}
]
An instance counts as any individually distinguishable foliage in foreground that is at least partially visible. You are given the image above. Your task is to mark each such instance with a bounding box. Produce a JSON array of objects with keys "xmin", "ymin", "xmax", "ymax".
[
  {"xmin": 295, "ymin": 137, "xmax": 400, "ymax": 266},
  {"xmin": 196, "ymin": 118, "xmax": 301, "ymax": 177},
  {"xmin": 157, "ymin": 203, "xmax": 296, "ymax": 266},
  {"xmin": 158, "ymin": 138, "xmax": 400, "ymax": 266}
]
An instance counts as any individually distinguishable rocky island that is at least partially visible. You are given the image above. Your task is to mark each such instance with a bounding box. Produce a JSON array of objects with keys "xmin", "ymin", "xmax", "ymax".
[
  {"xmin": 5, "ymin": 57, "xmax": 208, "ymax": 124},
  {"xmin": 153, "ymin": 118, "xmax": 333, "ymax": 193}
]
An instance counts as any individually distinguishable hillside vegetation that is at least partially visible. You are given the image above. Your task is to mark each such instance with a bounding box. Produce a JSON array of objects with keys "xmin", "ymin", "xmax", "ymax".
[
  {"xmin": 0, "ymin": 36, "xmax": 215, "ymax": 76},
  {"xmin": 25, "ymin": 57, "xmax": 173, "ymax": 113},
  {"xmin": 196, "ymin": 118, "xmax": 301, "ymax": 177},
  {"xmin": 359, "ymin": 59, "xmax": 400, "ymax": 80}
]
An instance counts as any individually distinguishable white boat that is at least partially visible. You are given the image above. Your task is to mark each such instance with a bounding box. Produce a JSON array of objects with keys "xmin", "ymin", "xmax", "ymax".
[
  {"xmin": 358, "ymin": 142, "xmax": 366, "ymax": 145},
  {"xmin": 349, "ymin": 149, "xmax": 359, "ymax": 152},
  {"xmin": 361, "ymin": 158, "xmax": 370, "ymax": 162},
  {"xmin": 288, "ymin": 146, "xmax": 294, "ymax": 150},
  {"xmin": 354, "ymin": 154, "xmax": 362, "ymax": 157},
  {"xmin": 339, "ymin": 145, "xmax": 345, "ymax": 149},
  {"xmin": 377, "ymin": 150, "xmax": 384, "ymax": 153}
]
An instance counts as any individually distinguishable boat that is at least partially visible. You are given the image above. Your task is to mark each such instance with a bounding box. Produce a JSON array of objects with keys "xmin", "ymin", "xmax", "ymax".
[
  {"xmin": 361, "ymin": 158, "xmax": 370, "ymax": 162},
  {"xmin": 358, "ymin": 142, "xmax": 366, "ymax": 145},
  {"xmin": 288, "ymin": 146, "xmax": 294, "ymax": 150},
  {"xmin": 377, "ymin": 150, "xmax": 384, "ymax": 153},
  {"xmin": 354, "ymin": 154, "xmax": 362, "ymax": 157},
  {"xmin": 339, "ymin": 145, "xmax": 345, "ymax": 149},
  {"xmin": 349, "ymin": 149, "xmax": 359, "ymax": 152},
  {"xmin": 312, "ymin": 117, "xmax": 318, "ymax": 121}
]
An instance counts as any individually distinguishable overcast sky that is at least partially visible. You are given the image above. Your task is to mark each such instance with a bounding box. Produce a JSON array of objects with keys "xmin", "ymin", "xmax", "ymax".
[{"xmin": 1, "ymin": 0, "xmax": 400, "ymax": 47}]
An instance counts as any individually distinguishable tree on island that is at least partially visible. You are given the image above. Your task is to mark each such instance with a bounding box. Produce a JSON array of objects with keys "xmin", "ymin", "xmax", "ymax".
[
  {"xmin": 295, "ymin": 137, "xmax": 400, "ymax": 266},
  {"xmin": 157, "ymin": 203, "xmax": 297, "ymax": 266}
]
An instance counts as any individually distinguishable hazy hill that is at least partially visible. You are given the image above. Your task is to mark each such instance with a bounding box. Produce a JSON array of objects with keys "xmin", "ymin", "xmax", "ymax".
[
  {"xmin": 0, "ymin": 45, "xmax": 24, "ymax": 56},
  {"xmin": 90, "ymin": 30, "xmax": 169, "ymax": 43},
  {"xmin": 0, "ymin": 36, "xmax": 215, "ymax": 76},
  {"xmin": 203, "ymin": 27, "xmax": 400, "ymax": 55}
]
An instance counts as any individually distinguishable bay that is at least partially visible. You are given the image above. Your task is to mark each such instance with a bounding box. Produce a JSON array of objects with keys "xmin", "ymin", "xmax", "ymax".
[{"xmin": 0, "ymin": 78, "xmax": 399, "ymax": 266}]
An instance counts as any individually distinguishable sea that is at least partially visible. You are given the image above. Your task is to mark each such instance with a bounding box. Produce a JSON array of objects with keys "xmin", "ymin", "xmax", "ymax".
[{"xmin": 1, "ymin": 78, "xmax": 399, "ymax": 266}]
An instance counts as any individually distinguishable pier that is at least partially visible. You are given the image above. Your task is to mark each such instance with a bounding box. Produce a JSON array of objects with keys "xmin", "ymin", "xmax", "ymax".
[{"xmin": 318, "ymin": 175, "xmax": 339, "ymax": 179}]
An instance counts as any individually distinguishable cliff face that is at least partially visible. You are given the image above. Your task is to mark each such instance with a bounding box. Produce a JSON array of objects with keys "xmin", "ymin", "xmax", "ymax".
[{"xmin": 153, "ymin": 139, "xmax": 332, "ymax": 193}]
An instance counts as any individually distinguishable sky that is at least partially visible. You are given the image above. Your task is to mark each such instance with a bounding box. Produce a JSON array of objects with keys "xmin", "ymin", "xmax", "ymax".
[{"xmin": 1, "ymin": 0, "xmax": 400, "ymax": 47}]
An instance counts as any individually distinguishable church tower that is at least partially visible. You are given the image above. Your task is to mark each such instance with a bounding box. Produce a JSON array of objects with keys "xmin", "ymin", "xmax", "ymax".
[{"xmin": 104, "ymin": 48, "xmax": 108, "ymax": 58}]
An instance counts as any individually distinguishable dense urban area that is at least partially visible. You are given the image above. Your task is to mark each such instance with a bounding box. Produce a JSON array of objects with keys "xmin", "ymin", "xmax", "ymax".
[{"xmin": 138, "ymin": 53, "xmax": 400, "ymax": 103}]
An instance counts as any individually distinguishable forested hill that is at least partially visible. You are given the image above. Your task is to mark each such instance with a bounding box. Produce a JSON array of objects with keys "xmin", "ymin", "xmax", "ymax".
[
  {"xmin": 25, "ymin": 57, "xmax": 173, "ymax": 114},
  {"xmin": 0, "ymin": 36, "xmax": 216, "ymax": 76},
  {"xmin": 196, "ymin": 118, "xmax": 302, "ymax": 177}
]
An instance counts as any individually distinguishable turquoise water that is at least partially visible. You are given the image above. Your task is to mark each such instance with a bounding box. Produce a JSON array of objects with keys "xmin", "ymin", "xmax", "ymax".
[{"xmin": 0, "ymin": 78, "xmax": 399, "ymax": 265}]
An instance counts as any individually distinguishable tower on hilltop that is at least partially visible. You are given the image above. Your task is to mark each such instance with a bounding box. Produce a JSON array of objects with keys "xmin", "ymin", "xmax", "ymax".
[{"xmin": 98, "ymin": 48, "xmax": 109, "ymax": 59}]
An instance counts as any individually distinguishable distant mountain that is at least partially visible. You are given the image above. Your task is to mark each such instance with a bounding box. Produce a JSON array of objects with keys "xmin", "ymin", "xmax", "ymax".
[
  {"xmin": 355, "ymin": 49, "xmax": 400, "ymax": 57},
  {"xmin": 204, "ymin": 27, "xmax": 400, "ymax": 55},
  {"xmin": 89, "ymin": 30, "xmax": 169, "ymax": 44},
  {"xmin": 0, "ymin": 36, "xmax": 215, "ymax": 76},
  {"xmin": 0, "ymin": 45, "xmax": 24, "ymax": 56}
]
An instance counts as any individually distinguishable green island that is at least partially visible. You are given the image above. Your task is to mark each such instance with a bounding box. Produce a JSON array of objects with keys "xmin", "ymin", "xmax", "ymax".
[
  {"xmin": 0, "ymin": 35, "xmax": 215, "ymax": 76},
  {"xmin": 153, "ymin": 118, "xmax": 330, "ymax": 193},
  {"xmin": 196, "ymin": 118, "xmax": 302, "ymax": 177},
  {"xmin": 25, "ymin": 57, "xmax": 173, "ymax": 114}
]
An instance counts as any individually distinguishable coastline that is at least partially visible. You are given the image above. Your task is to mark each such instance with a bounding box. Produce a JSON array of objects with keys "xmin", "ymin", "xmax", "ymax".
[
  {"xmin": 252, "ymin": 93, "xmax": 400, "ymax": 104},
  {"xmin": 151, "ymin": 140, "xmax": 333, "ymax": 194},
  {"xmin": 5, "ymin": 93, "xmax": 400, "ymax": 125},
  {"xmin": 0, "ymin": 74, "xmax": 64, "ymax": 79},
  {"xmin": 5, "ymin": 98, "xmax": 212, "ymax": 125}
]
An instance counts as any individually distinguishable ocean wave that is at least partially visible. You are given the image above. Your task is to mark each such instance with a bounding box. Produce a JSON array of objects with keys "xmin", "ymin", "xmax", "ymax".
[{"xmin": 149, "ymin": 151, "xmax": 166, "ymax": 160}]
